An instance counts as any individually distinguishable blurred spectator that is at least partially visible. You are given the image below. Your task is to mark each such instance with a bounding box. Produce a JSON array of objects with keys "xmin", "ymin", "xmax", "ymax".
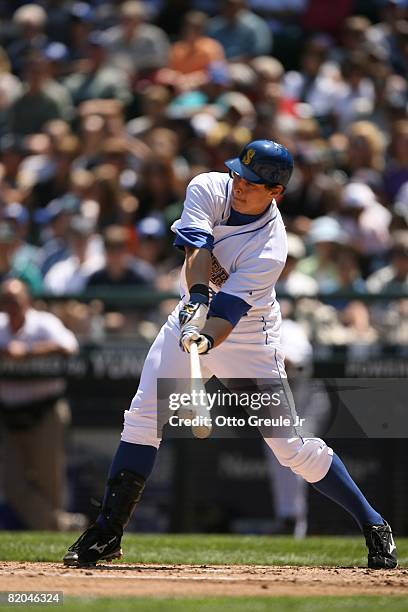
[
  {"xmin": 170, "ymin": 11, "xmax": 225, "ymax": 73},
  {"xmin": 43, "ymin": 216, "xmax": 103, "ymax": 295},
  {"xmin": 127, "ymin": 84, "xmax": 171, "ymax": 137},
  {"xmin": 366, "ymin": 0, "xmax": 408, "ymax": 75},
  {"xmin": 215, "ymin": 91, "xmax": 256, "ymax": 129},
  {"xmin": 338, "ymin": 182, "xmax": 392, "ymax": 271},
  {"xmin": 64, "ymin": 32, "xmax": 132, "ymax": 108},
  {"xmin": 366, "ymin": 230, "xmax": 408, "ymax": 293},
  {"xmin": 250, "ymin": 55, "xmax": 284, "ymax": 105},
  {"xmin": 9, "ymin": 52, "xmax": 63, "ymax": 136},
  {"xmin": 205, "ymin": 0, "xmax": 272, "ymax": 60},
  {"xmin": 0, "ymin": 278, "xmax": 85, "ymax": 530},
  {"xmin": 335, "ymin": 244, "xmax": 367, "ymax": 294},
  {"xmin": 86, "ymin": 225, "xmax": 154, "ymax": 287},
  {"xmin": 346, "ymin": 120, "xmax": 387, "ymax": 177},
  {"xmin": 228, "ymin": 61, "xmax": 257, "ymax": 96},
  {"xmin": 41, "ymin": 48, "xmax": 74, "ymax": 123},
  {"xmin": 383, "ymin": 119, "xmax": 408, "ymax": 202},
  {"xmin": 134, "ymin": 155, "xmax": 182, "ymax": 218},
  {"xmin": 330, "ymin": 15, "xmax": 371, "ymax": 65},
  {"xmin": 135, "ymin": 214, "xmax": 168, "ymax": 268},
  {"xmin": 159, "ymin": 10, "xmax": 225, "ymax": 92},
  {"xmin": 66, "ymin": 2, "xmax": 96, "ymax": 62},
  {"xmin": 391, "ymin": 17, "xmax": 408, "ymax": 77},
  {"xmin": 104, "ymin": 0, "xmax": 170, "ymax": 79},
  {"xmin": 248, "ymin": 0, "xmax": 306, "ymax": 69},
  {"xmin": 295, "ymin": 298, "xmax": 351, "ymax": 344},
  {"xmin": 2, "ymin": 202, "xmax": 41, "ymax": 269},
  {"xmin": 144, "ymin": 127, "xmax": 190, "ymax": 186},
  {"xmin": 44, "ymin": 41, "xmax": 71, "ymax": 81},
  {"xmin": 205, "ymin": 129, "xmax": 249, "ymax": 172},
  {"xmin": 249, "ymin": 55, "xmax": 291, "ymax": 140},
  {"xmin": 334, "ymin": 52, "xmax": 376, "ymax": 132},
  {"xmin": 30, "ymin": 134, "xmax": 80, "ymax": 208},
  {"xmin": 297, "ymin": 216, "xmax": 346, "ymax": 293},
  {"xmin": 392, "ymin": 181, "xmax": 408, "ymax": 230},
  {"xmin": 283, "ymin": 35, "xmax": 343, "ymax": 130},
  {"xmin": 281, "ymin": 145, "xmax": 340, "ymax": 233},
  {"xmin": 0, "ymin": 221, "xmax": 42, "ymax": 295},
  {"xmin": 340, "ymin": 300, "xmax": 379, "ymax": 344},
  {"xmin": 275, "ymin": 233, "xmax": 318, "ymax": 297},
  {"xmin": 378, "ymin": 298, "xmax": 408, "ymax": 344},
  {"xmin": 74, "ymin": 112, "xmax": 108, "ymax": 170},
  {"xmin": 0, "ymin": 134, "xmax": 26, "ymax": 191},
  {"xmin": 0, "ymin": 48, "xmax": 23, "ymax": 137},
  {"xmin": 92, "ymin": 163, "xmax": 130, "ymax": 228},
  {"xmin": 7, "ymin": 4, "xmax": 48, "ymax": 76},
  {"xmin": 35, "ymin": 196, "xmax": 78, "ymax": 276}
]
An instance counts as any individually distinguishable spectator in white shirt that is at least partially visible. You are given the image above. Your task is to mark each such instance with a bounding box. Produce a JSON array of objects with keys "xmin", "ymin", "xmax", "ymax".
[
  {"xmin": 0, "ymin": 278, "xmax": 86, "ymax": 531},
  {"xmin": 338, "ymin": 182, "xmax": 391, "ymax": 273},
  {"xmin": 44, "ymin": 216, "xmax": 103, "ymax": 295},
  {"xmin": 275, "ymin": 233, "xmax": 318, "ymax": 297}
]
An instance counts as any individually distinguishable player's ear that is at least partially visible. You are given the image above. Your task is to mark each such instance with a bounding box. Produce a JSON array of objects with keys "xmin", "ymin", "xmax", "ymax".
[{"xmin": 268, "ymin": 184, "xmax": 285, "ymax": 198}]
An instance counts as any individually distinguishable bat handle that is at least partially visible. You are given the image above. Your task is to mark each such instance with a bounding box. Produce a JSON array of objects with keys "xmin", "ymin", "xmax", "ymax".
[
  {"xmin": 189, "ymin": 341, "xmax": 201, "ymax": 378},
  {"xmin": 189, "ymin": 342, "xmax": 212, "ymax": 439}
]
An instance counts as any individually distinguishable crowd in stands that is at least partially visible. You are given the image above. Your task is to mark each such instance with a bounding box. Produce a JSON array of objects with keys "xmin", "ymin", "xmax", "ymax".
[{"xmin": 0, "ymin": 0, "xmax": 406, "ymax": 347}]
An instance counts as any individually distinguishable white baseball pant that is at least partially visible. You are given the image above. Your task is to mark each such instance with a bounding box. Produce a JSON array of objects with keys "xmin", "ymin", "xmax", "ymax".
[{"xmin": 122, "ymin": 304, "xmax": 333, "ymax": 483}]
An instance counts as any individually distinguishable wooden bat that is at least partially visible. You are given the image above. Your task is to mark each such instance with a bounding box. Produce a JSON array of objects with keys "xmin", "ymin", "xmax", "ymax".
[{"xmin": 189, "ymin": 342, "xmax": 212, "ymax": 439}]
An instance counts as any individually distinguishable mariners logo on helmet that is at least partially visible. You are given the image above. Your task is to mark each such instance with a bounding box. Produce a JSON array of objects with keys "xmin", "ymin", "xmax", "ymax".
[
  {"xmin": 224, "ymin": 140, "xmax": 294, "ymax": 188},
  {"xmin": 242, "ymin": 148, "xmax": 256, "ymax": 166}
]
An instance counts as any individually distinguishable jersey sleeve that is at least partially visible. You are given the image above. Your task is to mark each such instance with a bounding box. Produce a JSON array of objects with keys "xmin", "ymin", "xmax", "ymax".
[
  {"xmin": 220, "ymin": 254, "xmax": 286, "ymax": 311},
  {"xmin": 173, "ymin": 227, "xmax": 214, "ymax": 251},
  {"xmin": 172, "ymin": 174, "xmax": 217, "ymax": 250},
  {"xmin": 208, "ymin": 291, "xmax": 251, "ymax": 327}
]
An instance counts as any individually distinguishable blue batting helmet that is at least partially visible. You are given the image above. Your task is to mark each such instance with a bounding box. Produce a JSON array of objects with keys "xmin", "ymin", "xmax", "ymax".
[{"xmin": 225, "ymin": 140, "xmax": 294, "ymax": 188}]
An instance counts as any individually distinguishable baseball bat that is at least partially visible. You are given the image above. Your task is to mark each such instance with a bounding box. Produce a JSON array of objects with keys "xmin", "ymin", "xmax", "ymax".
[{"xmin": 189, "ymin": 342, "xmax": 212, "ymax": 439}]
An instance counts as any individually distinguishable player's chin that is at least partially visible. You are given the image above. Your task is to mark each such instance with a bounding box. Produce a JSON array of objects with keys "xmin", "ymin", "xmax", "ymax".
[{"xmin": 231, "ymin": 198, "xmax": 245, "ymax": 211}]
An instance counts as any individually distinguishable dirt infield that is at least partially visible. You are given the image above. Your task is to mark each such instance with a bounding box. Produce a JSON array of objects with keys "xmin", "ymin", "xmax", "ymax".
[{"xmin": 1, "ymin": 562, "xmax": 407, "ymax": 598}]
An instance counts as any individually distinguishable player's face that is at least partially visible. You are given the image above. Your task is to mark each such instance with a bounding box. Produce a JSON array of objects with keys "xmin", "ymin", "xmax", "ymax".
[{"xmin": 230, "ymin": 172, "xmax": 283, "ymax": 214}]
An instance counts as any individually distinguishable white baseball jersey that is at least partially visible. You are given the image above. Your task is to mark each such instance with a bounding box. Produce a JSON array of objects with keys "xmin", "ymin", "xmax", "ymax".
[{"xmin": 172, "ymin": 172, "xmax": 288, "ymax": 347}]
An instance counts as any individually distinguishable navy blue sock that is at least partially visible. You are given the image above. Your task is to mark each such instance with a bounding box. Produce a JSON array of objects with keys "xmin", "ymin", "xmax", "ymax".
[
  {"xmin": 97, "ymin": 442, "xmax": 157, "ymax": 528},
  {"xmin": 312, "ymin": 453, "xmax": 384, "ymax": 531},
  {"xmin": 107, "ymin": 441, "xmax": 157, "ymax": 480}
]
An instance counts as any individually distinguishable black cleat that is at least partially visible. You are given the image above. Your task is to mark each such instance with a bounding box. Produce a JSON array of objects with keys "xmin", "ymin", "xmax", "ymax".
[
  {"xmin": 363, "ymin": 521, "xmax": 398, "ymax": 569},
  {"xmin": 63, "ymin": 469, "xmax": 145, "ymax": 567},
  {"xmin": 63, "ymin": 523, "xmax": 123, "ymax": 567}
]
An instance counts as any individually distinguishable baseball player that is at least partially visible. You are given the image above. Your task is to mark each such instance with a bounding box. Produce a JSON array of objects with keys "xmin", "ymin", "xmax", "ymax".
[{"xmin": 64, "ymin": 140, "xmax": 397, "ymax": 569}]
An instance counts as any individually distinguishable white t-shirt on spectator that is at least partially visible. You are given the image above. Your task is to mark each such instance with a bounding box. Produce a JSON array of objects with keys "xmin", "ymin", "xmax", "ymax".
[
  {"xmin": 44, "ymin": 254, "xmax": 104, "ymax": 295},
  {"xmin": 0, "ymin": 309, "xmax": 78, "ymax": 406}
]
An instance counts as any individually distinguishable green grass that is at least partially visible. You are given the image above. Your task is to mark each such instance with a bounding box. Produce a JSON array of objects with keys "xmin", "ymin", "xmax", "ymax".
[
  {"xmin": 1, "ymin": 533, "xmax": 406, "ymax": 610},
  {"xmin": 7, "ymin": 598, "xmax": 408, "ymax": 612},
  {"xmin": 0, "ymin": 532, "xmax": 407, "ymax": 568}
]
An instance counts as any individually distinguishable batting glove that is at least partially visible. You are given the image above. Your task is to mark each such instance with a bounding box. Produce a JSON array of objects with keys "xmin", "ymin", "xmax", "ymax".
[
  {"xmin": 180, "ymin": 325, "xmax": 214, "ymax": 354},
  {"xmin": 179, "ymin": 300, "xmax": 209, "ymax": 332}
]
